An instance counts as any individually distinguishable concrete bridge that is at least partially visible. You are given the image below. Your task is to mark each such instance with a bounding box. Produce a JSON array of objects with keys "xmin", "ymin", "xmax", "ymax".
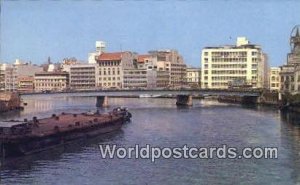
[{"xmin": 22, "ymin": 89, "xmax": 263, "ymax": 107}]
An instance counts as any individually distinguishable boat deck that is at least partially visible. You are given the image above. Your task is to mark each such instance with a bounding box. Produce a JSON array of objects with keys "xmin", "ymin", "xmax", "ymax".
[{"xmin": 1, "ymin": 112, "xmax": 123, "ymax": 138}]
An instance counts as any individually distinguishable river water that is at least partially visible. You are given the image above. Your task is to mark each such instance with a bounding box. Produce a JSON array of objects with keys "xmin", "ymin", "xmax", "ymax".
[{"xmin": 0, "ymin": 94, "xmax": 300, "ymax": 185}]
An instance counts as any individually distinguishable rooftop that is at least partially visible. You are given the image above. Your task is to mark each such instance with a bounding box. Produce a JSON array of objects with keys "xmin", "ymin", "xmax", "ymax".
[
  {"xmin": 137, "ymin": 55, "xmax": 151, "ymax": 63},
  {"xmin": 96, "ymin": 52, "xmax": 127, "ymax": 61}
]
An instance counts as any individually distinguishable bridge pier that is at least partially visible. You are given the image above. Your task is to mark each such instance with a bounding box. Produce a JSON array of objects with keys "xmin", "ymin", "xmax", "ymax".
[
  {"xmin": 96, "ymin": 96, "xmax": 109, "ymax": 107},
  {"xmin": 176, "ymin": 95, "xmax": 193, "ymax": 106}
]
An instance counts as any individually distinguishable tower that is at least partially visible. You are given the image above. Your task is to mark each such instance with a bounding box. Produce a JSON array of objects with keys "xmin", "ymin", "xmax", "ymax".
[
  {"xmin": 288, "ymin": 25, "xmax": 300, "ymax": 65},
  {"xmin": 95, "ymin": 41, "xmax": 106, "ymax": 54}
]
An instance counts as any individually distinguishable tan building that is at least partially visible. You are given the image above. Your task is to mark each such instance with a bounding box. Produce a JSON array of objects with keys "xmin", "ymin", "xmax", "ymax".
[
  {"xmin": 149, "ymin": 50, "xmax": 186, "ymax": 87},
  {"xmin": 294, "ymin": 66, "xmax": 300, "ymax": 92},
  {"xmin": 201, "ymin": 37, "xmax": 268, "ymax": 89},
  {"xmin": 0, "ymin": 64, "xmax": 5, "ymax": 91},
  {"xmin": 186, "ymin": 67, "xmax": 201, "ymax": 88},
  {"xmin": 123, "ymin": 54, "xmax": 169, "ymax": 89},
  {"xmin": 269, "ymin": 67, "xmax": 280, "ymax": 91},
  {"xmin": 279, "ymin": 26, "xmax": 300, "ymax": 94},
  {"xmin": 95, "ymin": 52, "xmax": 135, "ymax": 89},
  {"xmin": 18, "ymin": 76, "xmax": 35, "ymax": 93},
  {"xmin": 3, "ymin": 64, "xmax": 18, "ymax": 92},
  {"xmin": 68, "ymin": 64, "xmax": 97, "ymax": 90},
  {"xmin": 0, "ymin": 61, "xmax": 43, "ymax": 92},
  {"xmin": 34, "ymin": 72, "xmax": 69, "ymax": 92}
]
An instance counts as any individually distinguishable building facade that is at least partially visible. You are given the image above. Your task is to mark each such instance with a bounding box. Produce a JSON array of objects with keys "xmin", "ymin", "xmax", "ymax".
[
  {"xmin": 0, "ymin": 64, "xmax": 5, "ymax": 91},
  {"xmin": 269, "ymin": 67, "xmax": 280, "ymax": 91},
  {"xmin": 34, "ymin": 72, "xmax": 69, "ymax": 92},
  {"xmin": 149, "ymin": 50, "xmax": 186, "ymax": 87},
  {"xmin": 186, "ymin": 67, "xmax": 201, "ymax": 88},
  {"xmin": 95, "ymin": 52, "xmax": 135, "ymax": 89},
  {"xmin": 3, "ymin": 64, "xmax": 18, "ymax": 92},
  {"xmin": 279, "ymin": 26, "xmax": 300, "ymax": 94},
  {"xmin": 18, "ymin": 76, "xmax": 35, "ymax": 93},
  {"xmin": 88, "ymin": 41, "xmax": 106, "ymax": 64},
  {"xmin": 122, "ymin": 54, "xmax": 170, "ymax": 89},
  {"xmin": 201, "ymin": 37, "xmax": 268, "ymax": 89},
  {"xmin": 68, "ymin": 64, "xmax": 97, "ymax": 90}
]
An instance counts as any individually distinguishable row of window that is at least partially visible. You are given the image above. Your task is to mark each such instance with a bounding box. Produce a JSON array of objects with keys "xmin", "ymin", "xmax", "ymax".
[{"xmin": 99, "ymin": 77, "xmax": 121, "ymax": 81}]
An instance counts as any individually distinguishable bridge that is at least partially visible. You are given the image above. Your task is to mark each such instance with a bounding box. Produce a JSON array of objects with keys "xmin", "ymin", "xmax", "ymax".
[
  {"xmin": 22, "ymin": 89, "xmax": 262, "ymax": 97},
  {"xmin": 22, "ymin": 89, "xmax": 263, "ymax": 107}
]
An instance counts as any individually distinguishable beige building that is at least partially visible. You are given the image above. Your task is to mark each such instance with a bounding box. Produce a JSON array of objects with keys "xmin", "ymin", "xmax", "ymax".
[
  {"xmin": 149, "ymin": 50, "xmax": 186, "ymax": 87},
  {"xmin": 186, "ymin": 67, "xmax": 201, "ymax": 88},
  {"xmin": 0, "ymin": 61, "xmax": 43, "ymax": 92},
  {"xmin": 18, "ymin": 76, "xmax": 35, "ymax": 93},
  {"xmin": 67, "ymin": 64, "xmax": 97, "ymax": 90},
  {"xmin": 293, "ymin": 66, "xmax": 300, "ymax": 92},
  {"xmin": 269, "ymin": 67, "xmax": 280, "ymax": 91},
  {"xmin": 201, "ymin": 37, "xmax": 268, "ymax": 89},
  {"xmin": 123, "ymin": 54, "xmax": 169, "ymax": 89},
  {"xmin": 3, "ymin": 64, "xmax": 18, "ymax": 92},
  {"xmin": 34, "ymin": 72, "xmax": 69, "ymax": 92},
  {"xmin": 0, "ymin": 64, "xmax": 5, "ymax": 91},
  {"xmin": 279, "ymin": 26, "xmax": 300, "ymax": 94},
  {"xmin": 95, "ymin": 52, "xmax": 135, "ymax": 89}
]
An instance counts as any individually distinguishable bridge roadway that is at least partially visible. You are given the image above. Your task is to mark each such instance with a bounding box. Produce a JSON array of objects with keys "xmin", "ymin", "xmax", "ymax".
[{"xmin": 22, "ymin": 89, "xmax": 262, "ymax": 97}]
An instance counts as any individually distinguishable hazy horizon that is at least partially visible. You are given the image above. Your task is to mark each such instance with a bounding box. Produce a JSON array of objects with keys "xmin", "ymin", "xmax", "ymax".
[{"xmin": 1, "ymin": 0, "xmax": 299, "ymax": 67}]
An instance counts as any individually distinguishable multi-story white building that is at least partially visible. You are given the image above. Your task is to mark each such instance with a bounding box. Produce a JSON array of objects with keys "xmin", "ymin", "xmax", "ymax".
[
  {"xmin": 34, "ymin": 72, "xmax": 69, "ymax": 92},
  {"xmin": 88, "ymin": 41, "xmax": 106, "ymax": 64},
  {"xmin": 201, "ymin": 37, "xmax": 268, "ymax": 89},
  {"xmin": 269, "ymin": 67, "xmax": 280, "ymax": 91}
]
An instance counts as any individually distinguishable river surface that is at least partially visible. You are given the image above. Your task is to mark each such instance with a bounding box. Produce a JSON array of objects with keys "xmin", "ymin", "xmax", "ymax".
[{"xmin": 0, "ymin": 94, "xmax": 300, "ymax": 185}]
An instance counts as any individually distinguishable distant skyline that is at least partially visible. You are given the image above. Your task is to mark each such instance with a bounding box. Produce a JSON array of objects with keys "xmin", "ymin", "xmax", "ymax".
[{"xmin": 0, "ymin": 0, "xmax": 299, "ymax": 67}]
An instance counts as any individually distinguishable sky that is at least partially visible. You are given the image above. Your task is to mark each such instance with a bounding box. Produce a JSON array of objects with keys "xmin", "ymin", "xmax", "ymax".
[{"xmin": 0, "ymin": 0, "xmax": 299, "ymax": 67}]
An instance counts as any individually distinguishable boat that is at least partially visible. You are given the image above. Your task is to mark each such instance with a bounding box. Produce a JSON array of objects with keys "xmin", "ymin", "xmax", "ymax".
[
  {"xmin": 0, "ymin": 107, "xmax": 132, "ymax": 158},
  {"xmin": 139, "ymin": 94, "xmax": 160, "ymax": 98}
]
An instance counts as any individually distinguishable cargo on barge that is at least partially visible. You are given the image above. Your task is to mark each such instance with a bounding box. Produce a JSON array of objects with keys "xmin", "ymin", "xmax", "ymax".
[{"xmin": 0, "ymin": 107, "xmax": 132, "ymax": 158}]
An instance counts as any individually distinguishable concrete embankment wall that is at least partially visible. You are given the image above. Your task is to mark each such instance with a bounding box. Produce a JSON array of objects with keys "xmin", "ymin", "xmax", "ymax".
[
  {"xmin": 0, "ymin": 92, "xmax": 21, "ymax": 112},
  {"xmin": 218, "ymin": 92, "xmax": 279, "ymax": 106}
]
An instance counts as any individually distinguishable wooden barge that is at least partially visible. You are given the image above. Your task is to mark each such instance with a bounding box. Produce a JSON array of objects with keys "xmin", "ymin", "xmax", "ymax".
[{"xmin": 0, "ymin": 107, "xmax": 131, "ymax": 158}]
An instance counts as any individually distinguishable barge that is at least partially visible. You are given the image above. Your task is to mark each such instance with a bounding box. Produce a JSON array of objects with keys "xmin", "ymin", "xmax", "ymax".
[{"xmin": 0, "ymin": 107, "xmax": 131, "ymax": 158}]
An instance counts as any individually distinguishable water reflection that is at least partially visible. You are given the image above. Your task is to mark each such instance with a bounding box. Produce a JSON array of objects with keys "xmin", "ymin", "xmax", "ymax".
[{"xmin": 0, "ymin": 94, "xmax": 300, "ymax": 184}]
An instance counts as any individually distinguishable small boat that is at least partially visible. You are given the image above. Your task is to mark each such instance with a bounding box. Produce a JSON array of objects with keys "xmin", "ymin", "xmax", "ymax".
[
  {"xmin": 0, "ymin": 107, "xmax": 131, "ymax": 158},
  {"xmin": 139, "ymin": 94, "xmax": 160, "ymax": 98}
]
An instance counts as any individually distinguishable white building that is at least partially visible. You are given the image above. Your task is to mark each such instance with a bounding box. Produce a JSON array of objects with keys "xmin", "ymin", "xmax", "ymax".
[
  {"xmin": 201, "ymin": 37, "xmax": 268, "ymax": 89},
  {"xmin": 88, "ymin": 41, "xmax": 106, "ymax": 64}
]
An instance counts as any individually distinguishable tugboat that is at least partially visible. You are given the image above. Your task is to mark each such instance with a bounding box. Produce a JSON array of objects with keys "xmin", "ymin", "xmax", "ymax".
[{"xmin": 0, "ymin": 107, "xmax": 131, "ymax": 158}]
